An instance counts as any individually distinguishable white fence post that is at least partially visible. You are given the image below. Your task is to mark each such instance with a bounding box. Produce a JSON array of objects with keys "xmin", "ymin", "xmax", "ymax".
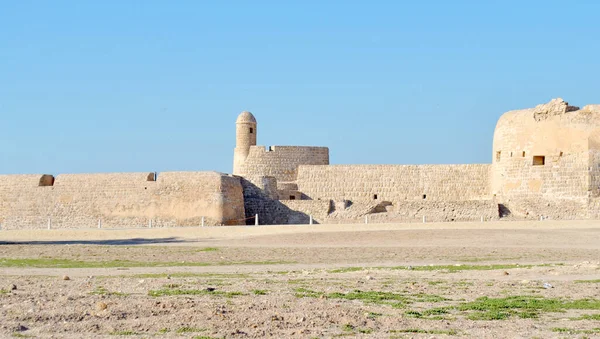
[
  {"xmin": 149, "ymin": 219, "xmax": 152, "ymax": 228},
  {"xmin": 98, "ymin": 219, "xmax": 102, "ymax": 229},
  {"xmin": 365, "ymin": 215, "xmax": 368, "ymax": 224},
  {"xmin": 422, "ymin": 216, "xmax": 426, "ymax": 223},
  {"xmin": 481, "ymin": 216, "xmax": 484, "ymax": 222},
  {"xmin": 309, "ymin": 215, "xmax": 313, "ymax": 225},
  {"xmin": 201, "ymin": 216, "xmax": 205, "ymax": 227},
  {"xmin": 47, "ymin": 217, "xmax": 51, "ymax": 230},
  {"xmin": 255, "ymin": 214, "xmax": 259, "ymax": 226}
]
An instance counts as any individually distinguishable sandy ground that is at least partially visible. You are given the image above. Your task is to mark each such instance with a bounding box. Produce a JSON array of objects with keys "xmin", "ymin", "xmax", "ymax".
[{"xmin": 1, "ymin": 221, "xmax": 600, "ymax": 338}]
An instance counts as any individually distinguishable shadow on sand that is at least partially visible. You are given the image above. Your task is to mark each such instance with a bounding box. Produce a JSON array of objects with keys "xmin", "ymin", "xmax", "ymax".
[{"xmin": 0, "ymin": 237, "xmax": 196, "ymax": 246}]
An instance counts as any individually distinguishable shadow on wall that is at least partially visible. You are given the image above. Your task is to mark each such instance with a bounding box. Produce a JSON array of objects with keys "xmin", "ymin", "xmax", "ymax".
[
  {"xmin": 0, "ymin": 237, "xmax": 194, "ymax": 246},
  {"xmin": 240, "ymin": 178, "xmax": 316, "ymax": 225}
]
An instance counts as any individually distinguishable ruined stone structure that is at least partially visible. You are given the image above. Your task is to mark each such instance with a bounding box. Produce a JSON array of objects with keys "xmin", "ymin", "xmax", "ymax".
[{"xmin": 1, "ymin": 98, "xmax": 598, "ymax": 228}]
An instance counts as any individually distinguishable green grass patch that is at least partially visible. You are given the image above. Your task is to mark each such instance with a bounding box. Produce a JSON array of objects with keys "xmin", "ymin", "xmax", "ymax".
[
  {"xmin": 571, "ymin": 313, "xmax": 600, "ymax": 320},
  {"xmin": 405, "ymin": 307, "xmax": 449, "ymax": 319},
  {"xmin": 575, "ymin": 279, "xmax": 600, "ymax": 284},
  {"xmin": 197, "ymin": 247, "xmax": 219, "ymax": 252},
  {"xmin": 192, "ymin": 337, "xmax": 222, "ymax": 339},
  {"xmin": 0, "ymin": 258, "xmax": 292, "ymax": 269},
  {"xmin": 366, "ymin": 312, "xmax": 383, "ymax": 319},
  {"xmin": 176, "ymin": 327, "xmax": 206, "ymax": 333},
  {"xmin": 328, "ymin": 267, "xmax": 365, "ymax": 273},
  {"xmin": 387, "ymin": 263, "xmax": 549, "ymax": 273},
  {"xmin": 90, "ymin": 286, "xmax": 127, "ymax": 296},
  {"xmin": 0, "ymin": 289, "xmax": 8, "ymax": 295},
  {"xmin": 551, "ymin": 327, "xmax": 600, "ymax": 335},
  {"xmin": 11, "ymin": 334, "xmax": 33, "ymax": 338},
  {"xmin": 148, "ymin": 288, "xmax": 243, "ymax": 297},
  {"xmin": 294, "ymin": 288, "xmax": 447, "ymax": 309},
  {"xmin": 457, "ymin": 296, "xmax": 600, "ymax": 320},
  {"xmin": 124, "ymin": 272, "xmax": 250, "ymax": 279},
  {"xmin": 252, "ymin": 289, "xmax": 268, "ymax": 295}
]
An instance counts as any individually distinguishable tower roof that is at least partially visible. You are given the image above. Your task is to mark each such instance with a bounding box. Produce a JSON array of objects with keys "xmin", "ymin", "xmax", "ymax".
[{"xmin": 236, "ymin": 111, "xmax": 257, "ymax": 124}]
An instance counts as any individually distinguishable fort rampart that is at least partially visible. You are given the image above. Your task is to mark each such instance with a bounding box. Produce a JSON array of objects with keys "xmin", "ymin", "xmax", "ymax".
[{"xmin": 0, "ymin": 172, "xmax": 245, "ymax": 229}]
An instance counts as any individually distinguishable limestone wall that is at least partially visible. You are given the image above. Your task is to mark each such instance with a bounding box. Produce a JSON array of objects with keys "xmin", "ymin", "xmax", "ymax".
[
  {"xmin": 0, "ymin": 171, "xmax": 245, "ymax": 229},
  {"xmin": 295, "ymin": 164, "xmax": 491, "ymax": 202},
  {"xmin": 490, "ymin": 99, "xmax": 600, "ymax": 218},
  {"xmin": 238, "ymin": 146, "xmax": 329, "ymax": 182}
]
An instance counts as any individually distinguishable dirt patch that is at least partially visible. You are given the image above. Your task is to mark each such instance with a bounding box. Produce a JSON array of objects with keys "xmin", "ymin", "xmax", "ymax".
[{"xmin": 0, "ymin": 221, "xmax": 599, "ymax": 338}]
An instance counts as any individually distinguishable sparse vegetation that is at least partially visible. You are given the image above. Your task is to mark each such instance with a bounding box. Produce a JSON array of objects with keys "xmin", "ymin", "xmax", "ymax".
[
  {"xmin": 252, "ymin": 289, "xmax": 268, "ymax": 295},
  {"xmin": 456, "ymin": 296, "xmax": 600, "ymax": 320},
  {"xmin": 390, "ymin": 328, "xmax": 458, "ymax": 335},
  {"xmin": 575, "ymin": 279, "xmax": 600, "ymax": 284},
  {"xmin": 89, "ymin": 286, "xmax": 127, "ymax": 296},
  {"xmin": 0, "ymin": 258, "xmax": 292, "ymax": 268},
  {"xmin": 294, "ymin": 288, "xmax": 447, "ymax": 308},
  {"xmin": 176, "ymin": 327, "xmax": 206, "ymax": 333},
  {"xmin": 148, "ymin": 288, "xmax": 243, "ymax": 297},
  {"xmin": 551, "ymin": 327, "xmax": 600, "ymax": 335},
  {"xmin": 197, "ymin": 247, "xmax": 219, "ymax": 252},
  {"xmin": 570, "ymin": 314, "xmax": 600, "ymax": 321},
  {"xmin": 109, "ymin": 330, "xmax": 138, "ymax": 336},
  {"xmin": 328, "ymin": 267, "xmax": 364, "ymax": 273}
]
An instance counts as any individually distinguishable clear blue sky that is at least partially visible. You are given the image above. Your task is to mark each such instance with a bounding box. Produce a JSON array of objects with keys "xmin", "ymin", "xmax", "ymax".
[{"xmin": 1, "ymin": 0, "xmax": 599, "ymax": 175}]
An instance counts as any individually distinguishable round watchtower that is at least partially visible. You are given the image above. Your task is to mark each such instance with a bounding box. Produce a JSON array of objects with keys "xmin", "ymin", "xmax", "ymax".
[{"xmin": 233, "ymin": 111, "xmax": 257, "ymax": 175}]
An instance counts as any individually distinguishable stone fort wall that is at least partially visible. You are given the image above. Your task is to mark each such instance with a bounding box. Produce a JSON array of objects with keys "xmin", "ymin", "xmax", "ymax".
[
  {"xmin": 491, "ymin": 100, "xmax": 600, "ymax": 219},
  {"xmin": 0, "ymin": 171, "xmax": 245, "ymax": 229},
  {"xmin": 237, "ymin": 146, "xmax": 329, "ymax": 182},
  {"xmin": 295, "ymin": 164, "xmax": 491, "ymax": 202}
]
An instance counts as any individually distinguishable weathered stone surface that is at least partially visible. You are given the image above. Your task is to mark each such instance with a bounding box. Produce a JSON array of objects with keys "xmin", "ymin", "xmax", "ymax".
[{"xmin": 0, "ymin": 172, "xmax": 245, "ymax": 229}]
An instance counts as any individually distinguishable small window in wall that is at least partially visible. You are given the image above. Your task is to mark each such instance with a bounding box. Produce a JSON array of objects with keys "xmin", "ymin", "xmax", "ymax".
[
  {"xmin": 147, "ymin": 172, "xmax": 156, "ymax": 181},
  {"xmin": 422, "ymin": 194, "xmax": 427, "ymax": 199},
  {"xmin": 496, "ymin": 151, "xmax": 501, "ymax": 162},
  {"xmin": 559, "ymin": 151, "xmax": 563, "ymax": 157},
  {"xmin": 510, "ymin": 152, "xmax": 513, "ymax": 157},
  {"xmin": 373, "ymin": 194, "xmax": 378, "ymax": 200},
  {"xmin": 522, "ymin": 151, "xmax": 526, "ymax": 157},
  {"xmin": 289, "ymin": 195, "xmax": 296, "ymax": 200},
  {"xmin": 533, "ymin": 156, "xmax": 545, "ymax": 166},
  {"xmin": 249, "ymin": 127, "xmax": 253, "ymax": 134}
]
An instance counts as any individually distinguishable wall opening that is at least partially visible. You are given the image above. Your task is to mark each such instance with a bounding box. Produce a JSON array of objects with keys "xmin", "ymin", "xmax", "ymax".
[
  {"xmin": 147, "ymin": 172, "xmax": 156, "ymax": 181},
  {"xmin": 249, "ymin": 127, "xmax": 253, "ymax": 134},
  {"xmin": 533, "ymin": 156, "xmax": 545, "ymax": 166},
  {"xmin": 522, "ymin": 151, "xmax": 526, "ymax": 157},
  {"xmin": 422, "ymin": 194, "xmax": 427, "ymax": 199},
  {"xmin": 373, "ymin": 194, "xmax": 378, "ymax": 200},
  {"xmin": 559, "ymin": 151, "xmax": 563, "ymax": 157},
  {"xmin": 39, "ymin": 175, "xmax": 55, "ymax": 187},
  {"xmin": 289, "ymin": 195, "xmax": 296, "ymax": 200},
  {"xmin": 510, "ymin": 152, "xmax": 513, "ymax": 157},
  {"xmin": 496, "ymin": 151, "xmax": 501, "ymax": 162}
]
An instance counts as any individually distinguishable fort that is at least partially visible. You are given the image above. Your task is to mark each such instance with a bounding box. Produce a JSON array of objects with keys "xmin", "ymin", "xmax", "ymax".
[{"xmin": 1, "ymin": 98, "xmax": 600, "ymax": 229}]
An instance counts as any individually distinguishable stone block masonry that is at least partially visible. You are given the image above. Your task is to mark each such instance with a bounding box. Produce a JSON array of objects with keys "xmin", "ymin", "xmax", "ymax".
[
  {"xmin": 295, "ymin": 164, "xmax": 491, "ymax": 202},
  {"xmin": 0, "ymin": 172, "xmax": 245, "ymax": 229},
  {"xmin": 238, "ymin": 146, "xmax": 329, "ymax": 182}
]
